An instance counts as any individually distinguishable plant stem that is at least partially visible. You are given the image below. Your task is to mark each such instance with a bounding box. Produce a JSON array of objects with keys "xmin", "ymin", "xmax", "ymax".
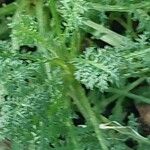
[
  {"xmin": 69, "ymin": 82, "xmax": 108, "ymax": 150},
  {"xmin": 107, "ymin": 88, "xmax": 150, "ymax": 104},
  {"xmin": 35, "ymin": 0, "xmax": 52, "ymax": 80},
  {"xmin": 48, "ymin": 0, "xmax": 67, "ymax": 58},
  {"xmin": 84, "ymin": 20, "xmax": 129, "ymax": 46},
  {"xmin": 49, "ymin": 1, "xmax": 61, "ymax": 36}
]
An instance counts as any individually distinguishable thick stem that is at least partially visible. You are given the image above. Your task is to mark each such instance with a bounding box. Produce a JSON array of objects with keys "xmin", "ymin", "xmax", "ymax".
[
  {"xmin": 69, "ymin": 82, "xmax": 108, "ymax": 150},
  {"xmin": 49, "ymin": 0, "xmax": 61, "ymax": 36},
  {"xmin": 49, "ymin": 1, "xmax": 68, "ymax": 59},
  {"xmin": 35, "ymin": 0, "xmax": 52, "ymax": 80}
]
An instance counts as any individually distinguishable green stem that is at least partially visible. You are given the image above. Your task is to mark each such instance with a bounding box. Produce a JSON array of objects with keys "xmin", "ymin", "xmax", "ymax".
[
  {"xmin": 70, "ymin": 30, "xmax": 81, "ymax": 58},
  {"xmin": 84, "ymin": 20, "xmax": 129, "ymax": 47},
  {"xmin": 127, "ymin": 13, "xmax": 137, "ymax": 38},
  {"xmin": 66, "ymin": 121, "xmax": 80, "ymax": 150},
  {"xmin": 90, "ymin": 2, "xmax": 150, "ymax": 12},
  {"xmin": 104, "ymin": 77, "xmax": 145, "ymax": 108},
  {"xmin": 35, "ymin": 0, "xmax": 52, "ymax": 80},
  {"xmin": 107, "ymin": 88, "xmax": 150, "ymax": 104},
  {"xmin": 35, "ymin": 0, "xmax": 46, "ymax": 36},
  {"xmin": 49, "ymin": 1, "xmax": 61, "ymax": 36},
  {"xmin": 69, "ymin": 82, "xmax": 108, "ymax": 150},
  {"xmin": 63, "ymin": 92, "xmax": 80, "ymax": 150},
  {"xmin": 49, "ymin": 1, "xmax": 68, "ymax": 59}
]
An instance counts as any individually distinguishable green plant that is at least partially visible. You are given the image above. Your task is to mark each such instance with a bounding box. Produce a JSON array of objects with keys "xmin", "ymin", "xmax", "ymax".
[{"xmin": 0, "ymin": 0, "xmax": 150, "ymax": 149}]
